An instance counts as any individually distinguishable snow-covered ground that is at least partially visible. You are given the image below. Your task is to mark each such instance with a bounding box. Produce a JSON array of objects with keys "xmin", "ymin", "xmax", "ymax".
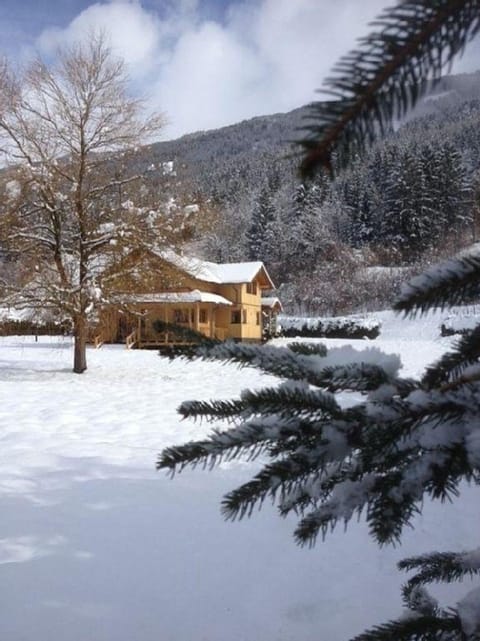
[{"xmin": 1, "ymin": 310, "xmax": 479, "ymax": 641}]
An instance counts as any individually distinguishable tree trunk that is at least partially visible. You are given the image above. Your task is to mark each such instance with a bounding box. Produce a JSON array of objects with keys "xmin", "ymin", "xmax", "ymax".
[{"xmin": 73, "ymin": 314, "xmax": 88, "ymax": 374}]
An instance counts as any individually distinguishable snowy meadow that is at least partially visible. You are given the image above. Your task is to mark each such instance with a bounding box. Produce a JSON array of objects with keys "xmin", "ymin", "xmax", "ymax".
[{"xmin": 1, "ymin": 311, "xmax": 479, "ymax": 641}]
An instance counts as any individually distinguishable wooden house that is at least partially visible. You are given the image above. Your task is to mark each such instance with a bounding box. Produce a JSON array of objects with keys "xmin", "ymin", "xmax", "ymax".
[{"xmin": 93, "ymin": 250, "xmax": 277, "ymax": 348}]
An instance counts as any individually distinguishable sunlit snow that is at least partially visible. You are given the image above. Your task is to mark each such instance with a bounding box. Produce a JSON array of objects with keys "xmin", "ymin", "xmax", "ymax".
[{"xmin": 0, "ymin": 309, "xmax": 478, "ymax": 641}]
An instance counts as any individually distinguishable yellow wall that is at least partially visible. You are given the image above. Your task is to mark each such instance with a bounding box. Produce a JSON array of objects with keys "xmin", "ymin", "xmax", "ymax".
[
  {"xmin": 217, "ymin": 282, "xmax": 263, "ymax": 341},
  {"xmin": 99, "ymin": 259, "xmax": 267, "ymax": 344},
  {"xmin": 180, "ymin": 278, "xmax": 264, "ymax": 341}
]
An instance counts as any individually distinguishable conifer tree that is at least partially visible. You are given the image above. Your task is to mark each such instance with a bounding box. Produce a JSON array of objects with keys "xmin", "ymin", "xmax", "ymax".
[
  {"xmin": 341, "ymin": 163, "xmax": 378, "ymax": 247},
  {"xmin": 246, "ymin": 184, "xmax": 278, "ymax": 262},
  {"xmin": 381, "ymin": 145, "xmax": 435, "ymax": 260},
  {"xmin": 282, "ymin": 180, "xmax": 330, "ymax": 273},
  {"xmin": 158, "ymin": 2, "xmax": 480, "ymax": 639},
  {"xmin": 434, "ymin": 142, "xmax": 472, "ymax": 242}
]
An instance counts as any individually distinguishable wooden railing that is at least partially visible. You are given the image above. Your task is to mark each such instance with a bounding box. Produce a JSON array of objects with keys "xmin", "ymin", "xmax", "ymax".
[
  {"xmin": 125, "ymin": 330, "xmax": 138, "ymax": 350},
  {"xmin": 94, "ymin": 333, "xmax": 105, "ymax": 349}
]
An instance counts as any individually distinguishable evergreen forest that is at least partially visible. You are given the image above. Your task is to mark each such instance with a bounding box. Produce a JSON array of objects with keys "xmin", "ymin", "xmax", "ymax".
[{"xmin": 142, "ymin": 71, "xmax": 480, "ymax": 314}]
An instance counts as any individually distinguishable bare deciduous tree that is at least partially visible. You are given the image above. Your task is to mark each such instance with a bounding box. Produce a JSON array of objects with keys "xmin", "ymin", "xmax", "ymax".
[{"xmin": 0, "ymin": 35, "xmax": 176, "ymax": 373}]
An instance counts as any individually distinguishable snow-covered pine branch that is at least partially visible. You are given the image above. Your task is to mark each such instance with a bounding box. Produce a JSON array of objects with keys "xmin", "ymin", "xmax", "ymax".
[
  {"xmin": 394, "ymin": 252, "xmax": 480, "ymax": 315},
  {"xmin": 181, "ymin": 340, "xmax": 401, "ymax": 391},
  {"xmin": 400, "ymin": 549, "xmax": 480, "ymax": 597}
]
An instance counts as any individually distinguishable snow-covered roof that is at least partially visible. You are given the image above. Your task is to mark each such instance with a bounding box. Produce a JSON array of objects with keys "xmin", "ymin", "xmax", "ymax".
[
  {"xmin": 457, "ymin": 242, "xmax": 480, "ymax": 258},
  {"xmin": 363, "ymin": 266, "xmax": 410, "ymax": 276},
  {"xmin": 0, "ymin": 305, "xmax": 59, "ymax": 323},
  {"xmin": 261, "ymin": 297, "xmax": 283, "ymax": 311},
  {"xmin": 0, "ymin": 306, "xmax": 37, "ymax": 322},
  {"xmin": 158, "ymin": 250, "xmax": 274, "ymax": 288},
  {"xmin": 125, "ymin": 290, "xmax": 232, "ymax": 306},
  {"xmin": 214, "ymin": 262, "xmax": 268, "ymax": 285}
]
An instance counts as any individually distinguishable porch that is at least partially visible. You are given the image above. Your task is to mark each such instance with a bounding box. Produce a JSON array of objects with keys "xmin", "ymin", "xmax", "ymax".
[
  {"xmin": 95, "ymin": 291, "xmax": 232, "ymax": 349},
  {"xmin": 124, "ymin": 305, "xmax": 229, "ymax": 350}
]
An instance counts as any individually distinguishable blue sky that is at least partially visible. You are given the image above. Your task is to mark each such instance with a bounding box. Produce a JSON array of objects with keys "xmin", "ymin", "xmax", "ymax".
[
  {"xmin": 1, "ymin": 0, "xmax": 479, "ymax": 140},
  {"xmin": 0, "ymin": 0, "xmax": 236, "ymax": 48}
]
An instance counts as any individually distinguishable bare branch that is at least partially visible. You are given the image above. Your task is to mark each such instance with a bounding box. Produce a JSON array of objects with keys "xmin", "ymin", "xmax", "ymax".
[{"xmin": 0, "ymin": 33, "xmax": 171, "ymax": 373}]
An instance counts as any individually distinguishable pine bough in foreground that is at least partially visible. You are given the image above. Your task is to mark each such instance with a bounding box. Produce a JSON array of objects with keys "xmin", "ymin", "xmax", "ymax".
[{"xmin": 158, "ymin": 253, "xmax": 480, "ymax": 641}]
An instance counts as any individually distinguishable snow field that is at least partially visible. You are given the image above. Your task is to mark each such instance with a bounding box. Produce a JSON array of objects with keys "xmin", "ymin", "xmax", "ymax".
[{"xmin": 0, "ymin": 310, "xmax": 479, "ymax": 641}]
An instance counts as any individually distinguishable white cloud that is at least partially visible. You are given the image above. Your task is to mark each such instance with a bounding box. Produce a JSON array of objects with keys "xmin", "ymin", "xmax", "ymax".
[
  {"xmin": 227, "ymin": 0, "xmax": 388, "ymax": 113},
  {"xmin": 149, "ymin": 0, "xmax": 388, "ymax": 138},
  {"xmin": 34, "ymin": 0, "xmax": 478, "ymax": 141},
  {"xmin": 156, "ymin": 21, "xmax": 268, "ymax": 133},
  {"xmin": 37, "ymin": 1, "xmax": 161, "ymax": 70}
]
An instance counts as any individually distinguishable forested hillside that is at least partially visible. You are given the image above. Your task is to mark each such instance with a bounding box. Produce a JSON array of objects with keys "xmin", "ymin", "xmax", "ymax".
[
  {"xmin": 3, "ymin": 72, "xmax": 479, "ymax": 317},
  {"xmin": 138, "ymin": 71, "xmax": 480, "ymax": 315}
]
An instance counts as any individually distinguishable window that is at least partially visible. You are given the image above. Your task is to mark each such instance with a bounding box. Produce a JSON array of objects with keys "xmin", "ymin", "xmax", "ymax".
[
  {"xmin": 231, "ymin": 310, "xmax": 241, "ymax": 324},
  {"xmin": 173, "ymin": 309, "xmax": 189, "ymax": 323},
  {"xmin": 199, "ymin": 309, "xmax": 207, "ymax": 324},
  {"xmin": 246, "ymin": 281, "xmax": 257, "ymax": 295},
  {"xmin": 256, "ymin": 312, "xmax": 260, "ymax": 326}
]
